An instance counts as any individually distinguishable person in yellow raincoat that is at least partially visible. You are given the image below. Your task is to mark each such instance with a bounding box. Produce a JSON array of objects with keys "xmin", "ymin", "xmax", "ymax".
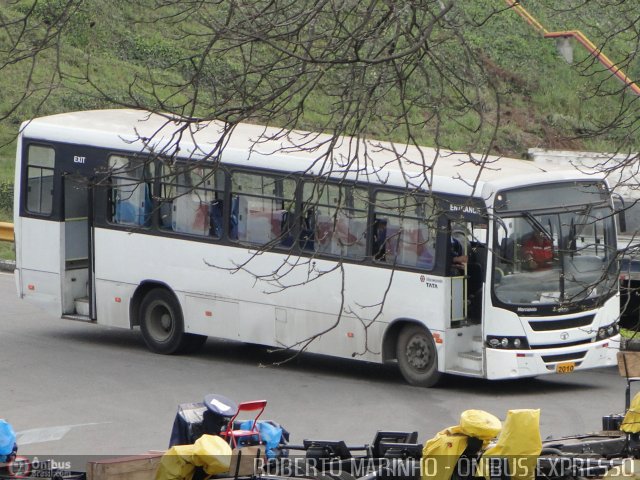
[
  {"xmin": 422, "ymin": 409, "xmax": 502, "ymax": 480},
  {"xmin": 477, "ymin": 409, "xmax": 542, "ymax": 480}
]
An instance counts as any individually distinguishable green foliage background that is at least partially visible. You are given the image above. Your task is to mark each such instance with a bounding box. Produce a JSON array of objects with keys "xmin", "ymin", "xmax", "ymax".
[{"xmin": 0, "ymin": 1, "xmax": 638, "ymax": 184}]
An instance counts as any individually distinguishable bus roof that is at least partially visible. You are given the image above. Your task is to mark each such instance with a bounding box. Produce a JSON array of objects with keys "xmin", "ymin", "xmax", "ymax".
[{"xmin": 21, "ymin": 109, "xmax": 601, "ymax": 199}]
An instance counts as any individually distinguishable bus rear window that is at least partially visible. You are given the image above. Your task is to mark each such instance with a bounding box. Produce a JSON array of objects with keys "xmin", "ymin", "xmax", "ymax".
[{"xmin": 25, "ymin": 145, "xmax": 55, "ymax": 215}]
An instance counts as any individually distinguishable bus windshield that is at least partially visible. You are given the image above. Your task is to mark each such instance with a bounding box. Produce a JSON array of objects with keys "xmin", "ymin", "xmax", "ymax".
[{"xmin": 492, "ymin": 184, "xmax": 617, "ymax": 307}]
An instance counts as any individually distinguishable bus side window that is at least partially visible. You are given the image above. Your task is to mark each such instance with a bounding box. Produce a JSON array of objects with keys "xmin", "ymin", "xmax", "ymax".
[
  {"xmin": 302, "ymin": 182, "xmax": 367, "ymax": 259},
  {"xmin": 160, "ymin": 163, "xmax": 221, "ymax": 238},
  {"xmin": 108, "ymin": 155, "xmax": 154, "ymax": 227},
  {"xmin": 230, "ymin": 172, "xmax": 295, "ymax": 247},
  {"xmin": 373, "ymin": 191, "xmax": 436, "ymax": 270}
]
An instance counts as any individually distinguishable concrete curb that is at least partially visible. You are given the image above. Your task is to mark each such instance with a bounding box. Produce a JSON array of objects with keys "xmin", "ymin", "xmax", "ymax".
[{"xmin": 0, "ymin": 259, "xmax": 15, "ymax": 272}]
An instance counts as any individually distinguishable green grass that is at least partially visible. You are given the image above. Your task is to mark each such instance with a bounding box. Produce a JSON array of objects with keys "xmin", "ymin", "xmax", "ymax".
[
  {"xmin": 621, "ymin": 328, "xmax": 640, "ymax": 339},
  {"xmin": 0, "ymin": 153, "xmax": 14, "ymax": 183},
  {"xmin": 0, "ymin": 242, "xmax": 14, "ymax": 262}
]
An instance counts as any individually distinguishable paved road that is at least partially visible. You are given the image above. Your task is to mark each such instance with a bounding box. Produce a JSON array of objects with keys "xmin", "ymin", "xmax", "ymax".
[{"xmin": 0, "ymin": 272, "xmax": 629, "ymax": 460}]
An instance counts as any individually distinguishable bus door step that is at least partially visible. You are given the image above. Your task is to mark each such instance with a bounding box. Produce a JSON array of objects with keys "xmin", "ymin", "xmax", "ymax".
[
  {"xmin": 62, "ymin": 314, "xmax": 94, "ymax": 323},
  {"xmin": 455, "ymin": 351, "xmax": 483, "ymax": 373}
]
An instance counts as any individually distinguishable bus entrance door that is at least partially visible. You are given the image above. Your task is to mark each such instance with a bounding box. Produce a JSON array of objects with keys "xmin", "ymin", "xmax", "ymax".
[
  {"xmin": 451, "ymin": 222, "xmax": 487, "ymax": 326},
  {"xmin": 61, "ymin": 175, "xmax": 94, "ymax": 320}
]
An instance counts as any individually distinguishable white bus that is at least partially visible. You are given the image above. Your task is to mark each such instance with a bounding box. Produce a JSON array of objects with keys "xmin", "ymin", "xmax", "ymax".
[{"xmin": 13, "ymin": 109, "xmax": 620, "ymax": 386}]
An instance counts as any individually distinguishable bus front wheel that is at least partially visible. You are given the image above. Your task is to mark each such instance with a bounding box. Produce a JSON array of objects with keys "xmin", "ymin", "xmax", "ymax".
[
  {"xmin": 139, "ymin": 288, "xmax": 206, "ymax": 355},
  {"xmin": 396, "ymin": 324, "xmax": 442, "ymax": 387}
]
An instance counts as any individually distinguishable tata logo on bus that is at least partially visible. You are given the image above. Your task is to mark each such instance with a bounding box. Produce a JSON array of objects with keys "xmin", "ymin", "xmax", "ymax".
[
  {"xmin": 420, "ymin": 275, "xmax": 439, "ymax": 289},
  {"xmin": 73, "ymin": 155, "xmax": 86, "ymax": 164}
]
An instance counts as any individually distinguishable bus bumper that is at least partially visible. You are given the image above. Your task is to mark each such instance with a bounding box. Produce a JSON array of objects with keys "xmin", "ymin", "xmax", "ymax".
[{"xmin": 485, "ymin": 335, "xmax": 620, "ymax": 379}]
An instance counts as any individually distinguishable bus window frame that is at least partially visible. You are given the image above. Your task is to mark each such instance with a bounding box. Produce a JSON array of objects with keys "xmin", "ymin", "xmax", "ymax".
[
  {"xmin": 158, "ymin": 160, "xmax": 226, "ymax": 239},
  {"xmin": 106, "ymin": 153, "xmax": 156, "ymax": 230},
  {"xmin": 300, "ymin": 176, "xmax": 370, "ymax": 261},
  {"xmin": 229, "ymin": 167, "xmax": 299, "ymax": 249},
  {"xmin": 20, "ymin": 142, "xmax": 58, "ymax": 220},
  {"xmin": 370, "ymin": 188, "xmax": 439, "ymax": 271}
]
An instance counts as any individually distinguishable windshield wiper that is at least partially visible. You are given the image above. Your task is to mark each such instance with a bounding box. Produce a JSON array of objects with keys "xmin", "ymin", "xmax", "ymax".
[{"xmin": 523, "ymin": 212, "xmax": 551, "ymax": 238}]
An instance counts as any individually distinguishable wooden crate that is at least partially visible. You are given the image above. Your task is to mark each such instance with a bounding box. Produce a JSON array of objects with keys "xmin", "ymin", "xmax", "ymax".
[
  {"xmin": 617, "ymin": 351, "xmax": 640, "ymax": 377},
  {"xmin": 86, "ymin": 454, "xmax": 163, "ymax": 480}
]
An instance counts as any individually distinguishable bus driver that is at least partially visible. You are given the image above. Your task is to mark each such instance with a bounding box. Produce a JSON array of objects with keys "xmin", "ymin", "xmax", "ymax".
[{"xmin": 521, "ymin": 230, "xmax": 553, "ymax": 271}]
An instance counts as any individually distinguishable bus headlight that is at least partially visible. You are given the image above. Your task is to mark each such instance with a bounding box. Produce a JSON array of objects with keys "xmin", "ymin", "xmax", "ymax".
[
  {"xmin": 596, "ymin": 322, "xmax": 619, "ymax": 340},
  {"xmin": 486, "ymin": 336, "xmax": 529, "ymax": 350}
]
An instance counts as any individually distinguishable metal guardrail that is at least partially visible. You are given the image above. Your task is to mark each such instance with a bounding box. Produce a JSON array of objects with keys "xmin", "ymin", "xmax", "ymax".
[
  {"xmin": 0, "ymin": 222, "xmax": 14, "ymax": 242},
  {"xmin": 505, "ymin": 0, "xmax": 640, "ymax": 96}
]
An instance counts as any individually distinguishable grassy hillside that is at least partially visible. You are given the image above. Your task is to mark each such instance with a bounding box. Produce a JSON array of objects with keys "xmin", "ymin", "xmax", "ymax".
[
  {"xmin": 0, "ymin": 1, "xmax": 637, "ymax": 261},
  {"xmin": 0, "ymin": 0, "xmax": 638, "ymax": 185}
]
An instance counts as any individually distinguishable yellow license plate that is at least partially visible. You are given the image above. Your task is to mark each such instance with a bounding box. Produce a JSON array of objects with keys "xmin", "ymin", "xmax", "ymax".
[{"xmin": 556, "ymin": 362, "xmax": 575, "ymax": 374}]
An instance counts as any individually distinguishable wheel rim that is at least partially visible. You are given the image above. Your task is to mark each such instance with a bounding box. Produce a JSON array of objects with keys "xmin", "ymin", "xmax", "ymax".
[
  {"xmin": 145, "ymin": 301, "xmax": 175, "ymax": 342},
  {"xmin": 405, "ymin": 333, "xmax": 433, "ymax": 372}
]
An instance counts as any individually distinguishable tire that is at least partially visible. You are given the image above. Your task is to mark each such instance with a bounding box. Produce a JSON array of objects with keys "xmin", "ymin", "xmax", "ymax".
[
  {"xmin": 139, "ymin": 288, "xmax": 188, "ymax": 354},
  {"xmin": 396, "ymin": 324, "xmax": 442, "ymax": 387}
]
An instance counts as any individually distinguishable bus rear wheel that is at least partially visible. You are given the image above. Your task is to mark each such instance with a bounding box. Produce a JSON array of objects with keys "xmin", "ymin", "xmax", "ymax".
[
  {"xmin": 396, "ymin": 324, "xmax": 442, "ymax": 387},
  {"xmin": 139, "ymin": 288, "xmax": 206, "ymax": 355}
]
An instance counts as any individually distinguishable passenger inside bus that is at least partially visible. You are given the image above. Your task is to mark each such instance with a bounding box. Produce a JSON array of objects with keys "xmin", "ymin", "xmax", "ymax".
[
  {"xmin": 372, "ymin": 218, "xmax": 388, "ymax": 261},
  {"xmin": 299, "ymin": 207, "xmax": 315, "ymax": 251},
  {"xmin": 450, "ymin": 235, "xmax": 467, "ymax": 274},
  {"xmin": 209, "ymin": 200, "xmax": 223, "ymax": 238}
]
